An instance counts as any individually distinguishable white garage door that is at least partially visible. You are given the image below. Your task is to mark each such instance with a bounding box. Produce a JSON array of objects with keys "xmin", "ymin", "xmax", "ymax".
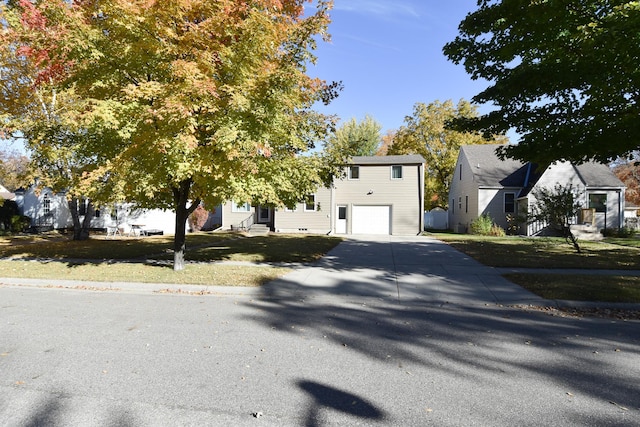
[{"xmin": 352, "ymin": 205, "xmax": 391, "ymax": 235}]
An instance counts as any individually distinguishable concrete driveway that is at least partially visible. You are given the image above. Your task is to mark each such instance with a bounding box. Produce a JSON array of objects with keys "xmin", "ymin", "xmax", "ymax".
[
  {"xmin": 1, "ymin": 235, "xmax": 639, "ymax": 426},
  {"xmin": 263, "ymin": 234, "xmax": 546, "ymax": 307}
]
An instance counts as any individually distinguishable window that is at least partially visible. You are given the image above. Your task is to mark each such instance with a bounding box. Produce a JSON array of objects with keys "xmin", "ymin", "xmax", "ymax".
[
  {"xmin": 458, "ymin": 197, "xmax": 462, "ymax": 211},
  {"xmin": 465, "ymin": 196, "xmax": 468, "ymax": 213},
  {"xmin": 258, "ymin": 206, "xmax": 270, "ymax": 222},
  {"xmin": 504, "ymin": 193, "xmax": 515, "ymax": 213},
  {"xmin": 232, "ymin": 202, "xmax": 251, "ymax": 213},
  {"xmin": 111, "ymin": 204, "xmax": 119, "ymax": 221},
  {"xmin": 338, "ymin": 206, "xmax": 347, "ymax": 220},
  {"xmin": 459, "ymin": 164, "xmax": 462, "ymax": 180},
  {"xmin": 304, "ymin": 194, "xmax": 316, "ymax": 212},
  {"xmin": 451, "ymin": 198, "xmax": 455, "ymax": 214},
  {"xmin": 348, "ymin": 166, "xmax": 360, "ymax": 180},
  {"xmin": 43, "ymin": 195, "xmax": 51, "ymax": 215},
  {"xmin": 391, "ymin": 165, "xmax": 403, "ymax": 179},
  {"xmin": 284, "ymin": 205, "xmax": 297, "ymax": 212},
  {"xmin": 589, "ymin": 194, "xmax": 607, "ymax": 213}
]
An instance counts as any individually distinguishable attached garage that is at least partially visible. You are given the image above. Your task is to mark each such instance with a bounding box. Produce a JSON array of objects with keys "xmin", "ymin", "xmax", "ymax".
[{"xmin": 351, "ymin": 205, "xmax": 391, "ymax": 235}]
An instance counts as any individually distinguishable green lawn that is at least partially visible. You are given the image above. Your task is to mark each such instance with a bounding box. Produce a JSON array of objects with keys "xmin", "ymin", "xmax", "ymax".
[
  {"xmin": 0, "ymin": 232, "xmax": 343, "ymax": 287},
  {"xmin": 504, "ymin": 274, "xmax": 640, "ymax": 303},
  {"xmin": 434, "ymin": 234, "xmax": 640, "ymax": 269},
  {"xmin": 433, "ymin": 233, "xmax": 640, "ymax": 304}
]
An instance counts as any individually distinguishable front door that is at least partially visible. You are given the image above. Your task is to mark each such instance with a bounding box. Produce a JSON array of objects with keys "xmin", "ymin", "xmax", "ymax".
[
  {"xmin": 257, "ymin": 206, "xmax": 271, "ymax": 224},
  {"xmin": 336, "ymin": 205, "xmax": 347, "ymax": 234}
]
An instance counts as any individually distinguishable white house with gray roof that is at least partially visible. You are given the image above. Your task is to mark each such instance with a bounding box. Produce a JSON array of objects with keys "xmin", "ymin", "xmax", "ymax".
[
  {"xmin": 222, "ymin": 154, "xmax": 425, "ymax": 235},
  {"xmin": 449, "ymin": 144, "xmax": 626, "ymax": 235}
]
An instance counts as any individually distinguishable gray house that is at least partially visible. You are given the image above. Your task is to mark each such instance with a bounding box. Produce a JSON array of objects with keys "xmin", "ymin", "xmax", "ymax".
[
  {"xmin": 449, "ymin": 144, "xmax": 626, "ymax": 235},
  {"xmin": 221, "ymin": 154, "xmax": 425, "ymax": 235}
]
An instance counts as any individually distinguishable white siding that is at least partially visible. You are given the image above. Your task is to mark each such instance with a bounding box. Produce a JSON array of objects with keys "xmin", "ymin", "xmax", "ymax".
[{"xmin": 448, "ymin": 152, "xmax": 480, "ymax": 232}]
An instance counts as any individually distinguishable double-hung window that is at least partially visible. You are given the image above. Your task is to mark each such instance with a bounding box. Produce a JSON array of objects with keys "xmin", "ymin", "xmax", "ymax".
[
  {"xmin": 391, "ymin": 165, "xmax": 403, "ymax": 180},
  {"xmin": 504, "ymin": 193, "xmax": 515, "ymax": 213},
  {"xmin": 348, "ymin": 166, "xmax": 360, "ymax": 180}
]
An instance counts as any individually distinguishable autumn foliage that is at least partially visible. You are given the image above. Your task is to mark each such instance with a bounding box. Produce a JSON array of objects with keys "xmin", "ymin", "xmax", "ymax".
[{"xmin": 1, "ymin": 0, "xmax": 338, "ymax": 269}]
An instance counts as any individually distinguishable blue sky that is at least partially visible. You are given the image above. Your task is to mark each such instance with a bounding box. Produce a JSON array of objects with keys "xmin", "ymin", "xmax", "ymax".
[{"xmin": 308, "ymin": 0, "xmax": 499, "ymax": 136}]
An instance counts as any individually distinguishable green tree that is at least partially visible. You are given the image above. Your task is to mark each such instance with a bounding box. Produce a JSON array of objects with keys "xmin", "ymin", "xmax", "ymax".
[
  {"xmin": 443, "ymin": 0, "xmax": 640, "ymax": 164},
  {"xmin": 324, "ymin": 115, "xmax": 382, "ymax": 160},
  {"xmin": 530, "ymin": 184, "xmax": 583, "ymax": 253},
  {"xmin": 1, "ymin": 0, "xmax": 339, "ymax": 269},
  {"xmin": 388, "ymin": 99, "xmax": 506, "ymax": 209}
]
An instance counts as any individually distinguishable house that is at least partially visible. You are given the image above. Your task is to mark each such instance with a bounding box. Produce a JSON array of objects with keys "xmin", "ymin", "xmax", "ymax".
[
  {"xmin": 14, "ymin": 185, "xmax": 181, "ymax": 235},
  {"xmin": 449, "ymin": 144, "xmax": 626, "ymax": 235},
  {"xmin": 221, "ymin": 154, "xmax": 425, "ymax": 235}
]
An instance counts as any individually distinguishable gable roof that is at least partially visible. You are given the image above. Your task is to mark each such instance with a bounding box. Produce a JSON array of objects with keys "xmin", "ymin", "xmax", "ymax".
[
  {"xmin": 351, "ymin": 154, "xmax": 425, "ymax": 165},
  {"xmin": 460, "ymin": 144, "xmax": 528, "ymax": 187},
  {"xmin": 574, "ymin": 162, "xmax": 626, "ymax": 188},
  {"xmin": 460, "ymin": 143, "xmax": 624, "ymax": 191}
]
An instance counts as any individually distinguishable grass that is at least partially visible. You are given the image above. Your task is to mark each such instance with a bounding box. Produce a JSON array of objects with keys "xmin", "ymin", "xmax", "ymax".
[
  {"xmin": 432, "ymin": 233, "xmax": 640, "ymax": 304},
  {"xmin": 0, "ymin": 232, "xmax": 343, "ymax": 287},
  {"xmin": 504, "ymin": 274, "xmax": 640, "ymax": 303},
  {"xmin": 434, "ymin": 233, "xmax": 640, "ymax": 269}
]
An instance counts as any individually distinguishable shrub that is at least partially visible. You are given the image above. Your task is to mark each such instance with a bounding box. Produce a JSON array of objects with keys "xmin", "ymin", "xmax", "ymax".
[
  {"xmin": 490, "ymin": 224, "xmax": 506, "ymax": 237},
  {"xmin": 188, "ymin": 205, "xmax": 210, "ymax": 232},
  {"xmin": 602, "ymin": 227, "xmax": 636, "ymax": 238},
  {"xmin": 11, "ymin": 215, "xmax": 30, "ymax": 233},
  {"xmin": 470, "ymin": 214, "xmax": 494, "ymax": 235}
]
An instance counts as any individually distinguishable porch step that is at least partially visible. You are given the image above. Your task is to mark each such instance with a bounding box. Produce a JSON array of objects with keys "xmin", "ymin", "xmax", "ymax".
[
  {"xmin": 570, "ymin": 224, "xmax": 602, "ymax": 241},
  {"xmin": 247, "ymin": 224, "xmax": 270, "ymax": 236}
]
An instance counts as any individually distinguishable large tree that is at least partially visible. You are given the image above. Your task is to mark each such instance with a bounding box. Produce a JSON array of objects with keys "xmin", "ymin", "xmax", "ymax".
[
  {"xmin": 1, "ymin": 0, "xmax": 339, "ymax": 269},
  {"xmin": 388, "ymin": 99, "xmax": 505, "ymax": 209},
  {"xmin": 324, "ymin": 115, "xmax": 382, "ymax": 160},
  {"xmin": 0, "ymin": 1, "xmax": 101, "ymax": 240},
  {"xmin": 443, "ymin": 0, "xmax": 640, "ymax": 164}
]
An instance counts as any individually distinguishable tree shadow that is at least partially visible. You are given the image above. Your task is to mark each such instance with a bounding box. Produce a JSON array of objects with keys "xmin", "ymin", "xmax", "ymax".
[
  {"xmin": 297, "ymin": 380, "xmax": 387, "ymax": 426},
  {"xmin": 245, "ymin": 237, "xmax": 640, "ymax": 417}
]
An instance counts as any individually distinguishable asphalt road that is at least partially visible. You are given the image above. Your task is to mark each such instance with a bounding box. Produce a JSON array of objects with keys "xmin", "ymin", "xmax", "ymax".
[{"xmin": 1, "ymin": 236, "xmax": 639, "ymax": 426}]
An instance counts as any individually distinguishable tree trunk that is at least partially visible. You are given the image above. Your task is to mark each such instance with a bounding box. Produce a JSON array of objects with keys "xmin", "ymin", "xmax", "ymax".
[
  {"xmin": 69, "ymin": 198, "xmax": 82, "ymax": 239},
  {"xmin": 69, "ymin": 198, "xmax": 94, "ymax": 241},
  {"xmin": 172, "ymin": 179, "xmax": 200, "ymax": 271}
]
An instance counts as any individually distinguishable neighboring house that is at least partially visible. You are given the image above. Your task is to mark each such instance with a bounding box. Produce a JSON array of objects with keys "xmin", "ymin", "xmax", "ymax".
[
  {"xmin": 0, "ymin": 184, "xmax": 15, "ymax": 202},
  {"xmin": 221, "ymin": 155, "xmax": 426, "ymax": 235},
  {"xmin": 449, "ymin": 144, "xmax": 626, "ymax": 235},
  {"xmin": 14, "ymin": 185, "xmax": 181, "ymax": 235},
  {"xmin": 624, "ymin": 202, "xmax": 639, "ymax": 230}
]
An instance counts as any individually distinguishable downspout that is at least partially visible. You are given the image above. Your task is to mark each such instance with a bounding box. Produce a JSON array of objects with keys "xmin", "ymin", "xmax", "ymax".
[
  {"xmin": 329, "ymin": 183, "xmax": 335, "ymax": 235},
  {"xmin": 618, "ymin": 189, "xmax": 622, "ymax": 228},
  {"xmin": 418, "ymin": 162, "xmax": 424, "ymax": 234}
]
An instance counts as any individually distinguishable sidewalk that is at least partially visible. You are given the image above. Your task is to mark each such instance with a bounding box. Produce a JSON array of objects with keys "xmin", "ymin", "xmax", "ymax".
[{"xmin": 1, "ymin": 234, "xmax": 638, "ymax": 311}]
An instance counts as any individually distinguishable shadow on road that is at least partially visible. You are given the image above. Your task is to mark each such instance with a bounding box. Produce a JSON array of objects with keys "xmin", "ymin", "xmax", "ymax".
[{"xmin": 298, "ymin": 380, "xmax": 387, "ymax": 426}]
